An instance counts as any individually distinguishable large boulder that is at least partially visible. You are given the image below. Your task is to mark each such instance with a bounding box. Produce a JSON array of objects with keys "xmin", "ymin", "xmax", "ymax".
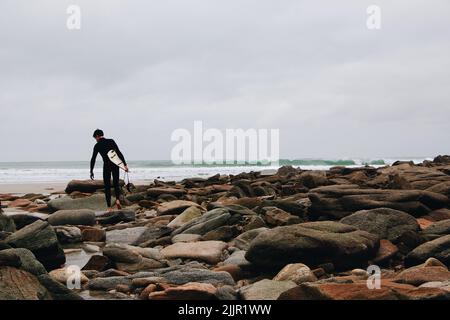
[
  {"xmin": 65, "ymin": 179, "xmax": 123, "ymax": 194},
  {"xmin": 422, "ymin": 219, "xmax": 450, "ymax": 240},
  {"xmin": 340, "ymin": 208, "xmax": 420, "ymax": 243},
  {"xmin": 245, "ymin": 221, "xmax": 379, "ymax": 270},
  {"xmin": 405, "ymin": 235, "xmax": 450, "ymax": 267},
  {"xmin": 5, "ymin": 220, "xmax": 66, "ymax": 270},
  {"xmin": 231, "ymin": 227, "xmax": 268, "ymax": 251},
  {"xmin": 308, "ymin": 185, "xmax": 449, "ymax": 219},
  {"xmin": 47, "ymin": 209, "xmax": 96, "ymax": 226},
  {"xmin": 0, "ymin": 213, "xmax": 16, "ymax": 232},
  {"xmin": 0, "ymin": 248, "xmax": 47, "ymax": 276},
  {"xmin": 0, "ymin": 266, "xmax": 51, "ymax": 300},
  {"xmin": 157, "ymin": 267, "xmax": 235, "ymax": 286},
  {"xmin": 48, "ymin": 194, "xmax": 112, "ymax": 212}
]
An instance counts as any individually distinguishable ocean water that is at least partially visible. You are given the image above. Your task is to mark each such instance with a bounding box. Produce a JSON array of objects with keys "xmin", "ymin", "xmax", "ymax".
[{"xmin": 0, "ymin": 158, "xmax": 431, "ymax": 184}]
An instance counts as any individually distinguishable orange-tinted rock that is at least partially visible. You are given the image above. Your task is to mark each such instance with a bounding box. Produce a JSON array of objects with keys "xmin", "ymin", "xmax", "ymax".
[
  {"xmin": 139, "ymin": 284, "xmax": 157, "ymax": 300},
  {"xmin": 81, "ymin": 227, "xmax": 106, "ymax": 242},
  {"xmin": 9, "ymin": 199, "xmax": 32, "ymax": 208},
  {"xmin": 394, "ymin": 266, "xmax": 450, "ymax": 286},
  {"xmin": 417, "ymin": 218, "xmax": 433, "ymax": 230},
  {"xmin": 372, "ymin": 239, "xmax": 399, "ymax": 264},
  {"xmin": 149, "ymin": 282, "xmax": 217, "ymax": 300},
  {"xmin": 213, "ymin": 265, "xmax": 244, "ymax": 281},
  {"xmin": 278, "ymin": 282, "xmax": 399, "ymax": 300}
]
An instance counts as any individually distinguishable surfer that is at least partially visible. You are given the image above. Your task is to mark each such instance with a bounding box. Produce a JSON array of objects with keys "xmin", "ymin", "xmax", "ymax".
[{"xmin": 90, "ymin": 129, "xmax": 129, "ymax": 211}]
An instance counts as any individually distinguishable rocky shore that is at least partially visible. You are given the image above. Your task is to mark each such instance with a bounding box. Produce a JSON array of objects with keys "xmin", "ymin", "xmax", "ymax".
[{"xmin": 1, "ymin": 156, "xmax": 450, "ymax": 300}]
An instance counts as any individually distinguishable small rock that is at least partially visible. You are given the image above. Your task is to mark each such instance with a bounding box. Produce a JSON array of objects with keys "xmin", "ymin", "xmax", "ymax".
[
  {"xmin": 239, "ymin": 279, "xmax": 297, "ymax": 300},
  {"xmin": 161, "ymin": 241, "xmax": 228, "ymax": 264},
  {"xmin": 273, "ymin": 263, "xmax": 318, "ymax": 284}
]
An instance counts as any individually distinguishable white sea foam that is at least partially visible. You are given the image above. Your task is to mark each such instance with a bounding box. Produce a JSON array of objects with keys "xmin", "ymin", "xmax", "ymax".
[{"xmin": 0, "ymin": 158, "xmax": 431, "ymax": 184}]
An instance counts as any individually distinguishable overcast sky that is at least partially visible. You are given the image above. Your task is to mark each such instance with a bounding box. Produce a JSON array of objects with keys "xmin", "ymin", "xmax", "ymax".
[{"xmin": 1, "ymin": 0, "xmax": 449, "ymax": 162}]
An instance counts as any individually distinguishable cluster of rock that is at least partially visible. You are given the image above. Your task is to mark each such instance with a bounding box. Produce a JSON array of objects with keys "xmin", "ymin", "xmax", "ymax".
[{"xmin": 1, "ymin": 156, "xmax": 450, "ymax": 300}]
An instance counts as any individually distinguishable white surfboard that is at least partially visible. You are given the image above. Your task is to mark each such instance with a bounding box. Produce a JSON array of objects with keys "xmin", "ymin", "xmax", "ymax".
[{"xmin": 107, "ymin": 150, "xmax": 127, "ymax": 171}]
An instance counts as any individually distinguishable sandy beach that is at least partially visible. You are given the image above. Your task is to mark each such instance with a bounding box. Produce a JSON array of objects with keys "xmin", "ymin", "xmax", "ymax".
[{"xmin": 0, "ymin": 183, "xmax": 67, "ymax": 195}]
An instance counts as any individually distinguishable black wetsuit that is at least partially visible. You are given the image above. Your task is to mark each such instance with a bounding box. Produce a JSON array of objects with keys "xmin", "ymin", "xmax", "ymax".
[{"xmin": 90, "ymin": 138, "xmax": 127, "ymax": 207}]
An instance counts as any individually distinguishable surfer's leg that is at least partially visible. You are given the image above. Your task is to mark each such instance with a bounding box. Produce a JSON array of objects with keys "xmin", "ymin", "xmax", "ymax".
[
  {"xmin": 103, "ymin": 166, "xmax": 112, "ymax": 207},
  {"xmin": 112, "ymin": 166, "xmax": 121, "ymax": 202}
]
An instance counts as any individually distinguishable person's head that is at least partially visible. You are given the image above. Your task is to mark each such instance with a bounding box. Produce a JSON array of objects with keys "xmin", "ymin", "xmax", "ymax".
[{"xmin": 93, "ymin": 129, "xmax": 104, "ymax": 142}]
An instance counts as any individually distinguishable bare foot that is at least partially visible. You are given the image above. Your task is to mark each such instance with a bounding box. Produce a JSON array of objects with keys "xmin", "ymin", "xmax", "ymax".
[
  {"xmin": 107, "ymin": 207, "xmax": 114, "ymax": 213},
  {"xmin": 115, "ymin": 200, "xmax": 122, "ymax": 210}
]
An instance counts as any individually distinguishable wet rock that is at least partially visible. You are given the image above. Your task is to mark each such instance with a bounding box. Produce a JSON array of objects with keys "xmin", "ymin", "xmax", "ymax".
[
  {"xmin": 246, "ymin": 221, "xmax": 379, "ymax": 270},
  {"xmin": 308, "ymin": 185, "xmax": 449, "ymax": 219},
  {"xmin": 171, "ymin": 234, "xmax": 202, "ymax": 243},
  {"xmin": 156, "ymin": 200, "xmax": 202, "ymax": 216},
  {"xmin": 222, "ymin": 250, "xmax": 251, "ymax": 268},
  {"xmin": 278, "ymin": 282, "xmax": 399, "ymax": 300},
  {"xmin": 37, "ymin": 274, "xmax": 83, "ymax": 300},
  {"xmin": 147, "ymin": 187, "xmax": 186, "ymax": 198},
  {"xmin": 171, "ymin": 208, "xmax": 231, "ymax": 236},
  {"xmin": 394, "ymin": 266, "xmax": 450, "ymax": 286},
  {"xmin": 0, "ymin": 213, "xmax": 16, "ymax": 232},
  {"xmin": 159, "ymin": 267, "xmax": 235, "ymax": 286},
  {"xmin": 372, "ymin": 239, "xmax": 399, "ymax": 264},
  {"xmin": 231, "ymin": 227, "xmax": 268, "ymax": 251},
  {"xmin": 419, "ymin": 280, "xmax": 450, "ymax": 292},
  {"xmin": 106, "ymin": 226, "xmax": 171, "ymax": 246},
  {"xmin": 49, "ymin": 267, "xmax": 89, "ymax": 285},
  {"xmin": 215, "ymin": 285, "xmax": 238, "ymax": 300},
  {"xmin": 149, "ymin": 282, "xmax": 217, "ymax": 300},
  {"xmin": 9, "ymin": 199, "xmax": 32, "ymax": 208},
  {"xmin": 8, "ymin": 213, "xmax": 46, "ymax": 230},
  {"xmin": 262, "ymin": 207, "xmax": 302, "ymax": 226},
  {"xmin": 54, "ymin": 226, "xmax": 83, "ymax": 244},
  {"xmin": 405, "ymin": 235, "xmax": 450, "ymax": 267},
  {"xmin": 161, "ymin": 241, "xmax": 228, "ymax": 264},
  {"xmin": 422, "ymin": 219, "xmax": 450, "ymax": 240},
  {"xmin": 273, "ymin": 263, "xmax": 318, "ymax": 284},
  {"xmin": 97, "ymin": 210, "xmax": 135, "ymax": 225},
  {"xmin": 65, "ymin": 180, "xmax": 123, "ymax": 194},
  {"xmin": 48, "ymin": 194, "xmax": 112, "ymax": 212},
  {"xmin": 202, "ymin": 225, "xmax": 239, "ymax": 242},
  {"xmin": 82, "ymin": 255, "xmax": 112, "ymax": 272},
  {"xmin": 340, "ymin": 208, "xmax": 420, "ymax": 244},
  {"xmin": 81, "ymin": 226, "xmax": 106, "ymax": 242},
  {"xmin": 88, "ymin": 276, "xmax": 132, "ymax": 291},
  {"xmin": 0, "ymin": 248, "xmax": 47, "ymax": 276},
  {"xmin": 298, "ymin": 171, "xmax": 329, "ymax": 188},
  {"xmin": 167, "ymin": 206, "xmax": 203, "ymax": 229},
  {"xmin": 239, "ymin": 279, "xmax": 297, "ymax": 300},
  {"xmin": 0, "ymin": 266, "xmax": 51, "ymax": 300},
  {"xmin": 5, "ymin": 220, "xmax": 65, "ymax": 270}
]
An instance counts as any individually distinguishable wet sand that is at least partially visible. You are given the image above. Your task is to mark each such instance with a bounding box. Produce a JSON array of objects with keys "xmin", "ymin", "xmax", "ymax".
[{"xmin": 0, "ymin": 183, "xmax": 67, "ymax": 195}]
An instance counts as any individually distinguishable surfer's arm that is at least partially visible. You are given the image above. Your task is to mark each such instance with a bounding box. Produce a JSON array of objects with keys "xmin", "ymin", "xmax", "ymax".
[
  {"xmin": 113, "ymin": 140, "xmax": 127, "ymax": 166},
  {"xmin": 90, "ymin": 145, "xmax": 98, "ymax": 176}
]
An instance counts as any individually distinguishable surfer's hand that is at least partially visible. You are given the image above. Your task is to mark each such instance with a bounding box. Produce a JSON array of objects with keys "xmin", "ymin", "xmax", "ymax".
[
  {"xmin": 124, "ymin": 166, "xmax": 129, "ymax": 173},
  {"xmin": 90, "ymin": 172, "xmax": 94, "ymax": 180}
]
